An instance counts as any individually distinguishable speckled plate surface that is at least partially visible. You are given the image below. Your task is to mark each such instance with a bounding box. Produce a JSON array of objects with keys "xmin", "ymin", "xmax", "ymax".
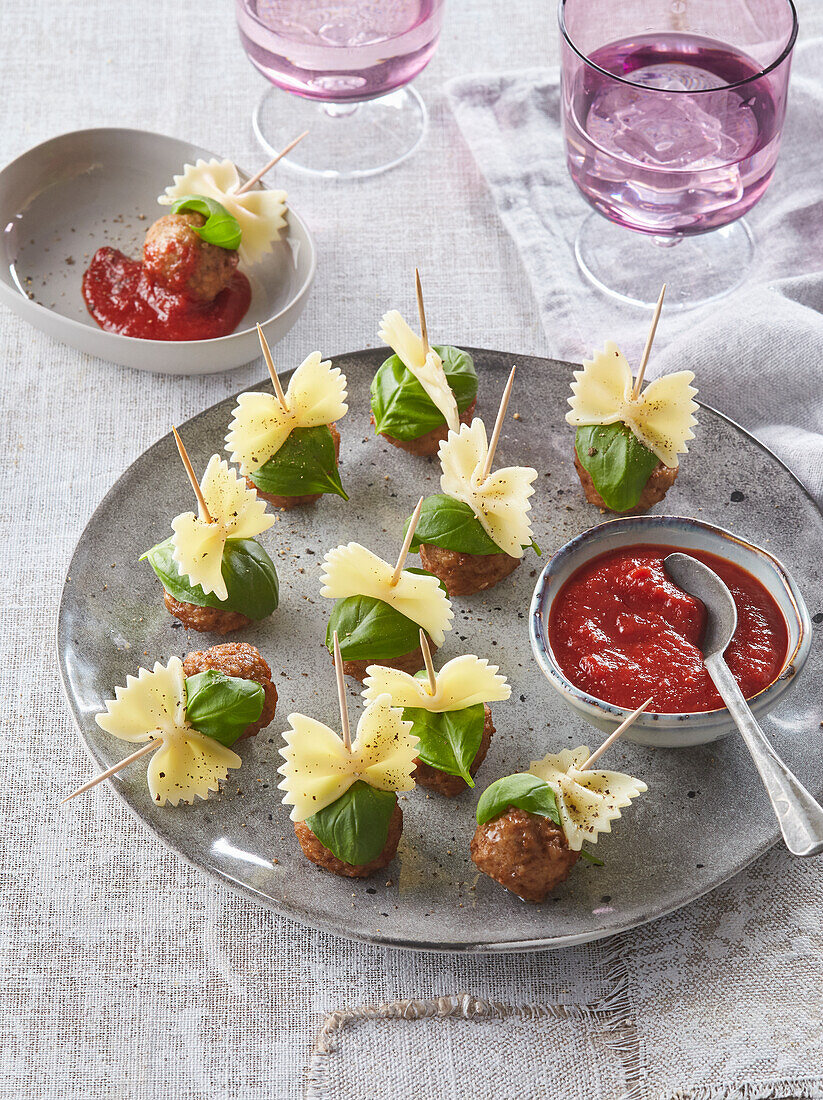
[{"xmin": 57, "ymin": 350, "xmax": 823, "ymax": 952}]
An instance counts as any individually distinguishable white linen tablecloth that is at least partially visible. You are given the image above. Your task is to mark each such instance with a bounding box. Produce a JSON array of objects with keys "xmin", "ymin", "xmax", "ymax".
[{"xmin": 2, "ymin": 2, "xmax": 822, "ymax": 1098}]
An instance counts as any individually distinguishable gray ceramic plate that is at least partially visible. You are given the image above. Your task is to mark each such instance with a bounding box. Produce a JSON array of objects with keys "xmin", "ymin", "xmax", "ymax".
[
  {"xmin": 0, "ymin": 128, "xmax": 315, "ymax": 374},
  {"xmin": 57, "ymin": 350, "xmax": 823, "ymax": 952}
]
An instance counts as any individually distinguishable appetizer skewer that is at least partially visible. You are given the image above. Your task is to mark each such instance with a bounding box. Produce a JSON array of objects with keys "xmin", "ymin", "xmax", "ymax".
[
  {"xmin": 320, "ymin": 499, "xmax": 454, "ymax": 682},
  {"xmin": 406, "ymin": 367, "xmax": 540, "ymax": 596},
  {"xmin": 226, "ymin": 328, "xmax": 349, "ymax": 509},
  {"xmin": 470, "ymin": 700, "xmax": 651, "ymax": 903},
  {"xmin": 566, "ymin": 286, "xmax": 699, "ymax": 514},
  {"xmin": 82, "ymin": 135, "xmax": 302, "ymax": 341},
  {"xmin": 370, "ymin": 271, "xmax": 478, "ymax": 456},
  {"xmin": 277, "ymin": 632, "xmax": 419, "ymax": 878},
  {"xmin": 64, "ymin": 644, "xmax": 277, "ymax": 806},
  {"xmin": 142, "ymin": 428, "xmax": 279, "ymax": 634},
  {"xmin": 363, "ymin": 632, "xmax": 510, "ymax": 796}
]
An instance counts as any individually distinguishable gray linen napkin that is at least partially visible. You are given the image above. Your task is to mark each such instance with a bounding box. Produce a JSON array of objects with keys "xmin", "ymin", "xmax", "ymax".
[{"xmin": 446, "ymin": 39, "xmax": 823, "ymax": 506}]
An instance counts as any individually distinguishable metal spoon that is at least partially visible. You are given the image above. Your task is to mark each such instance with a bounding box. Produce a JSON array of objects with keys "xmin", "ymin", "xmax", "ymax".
[{"xmin": 664, "ymin": 552, "xmax": 823, "ymax": 857}]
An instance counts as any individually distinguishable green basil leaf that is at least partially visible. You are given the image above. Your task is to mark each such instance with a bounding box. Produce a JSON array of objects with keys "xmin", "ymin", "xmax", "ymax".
[
  {"xmin": 407, "ymin": 495, "xmax": 503, "ymax": 555},
  {"xmin": 579, "ymin": 849, "xmax": 604, "ymax": 866},
  {"xmin": 476, "ymin": 773, "xmax": 562, "ymax": 827},
  {"xmin": 370, "ymin": 345, "xmax": 477, "ymax": 440},
  {"xmin": 141, "ymin": 536, "xmax": 279, "ymax": 620},
  {"xmin": 403, "ymin": 702, "xmax": 485, "ymax": 786},
  {"xmin": 575, "ymin": 424, "xmax": 660, "ymax": 512},
  {"xmin": 306, "ymin": 781, "xmax": 396, "ymax": 866},
  {"xmin": 168, "ymin": 195, "xmax": 242, "ymax": 250},
  {"xmin": 250, "ymin": 425, "xmax": 347, "ymax": 500},
  {"xmin": 184, "ymin": 670, "xmax": 264, "ymax": 746},
  {"xmin": 326, "ymin": 595, "xmax": 421, "ymax": 661}
]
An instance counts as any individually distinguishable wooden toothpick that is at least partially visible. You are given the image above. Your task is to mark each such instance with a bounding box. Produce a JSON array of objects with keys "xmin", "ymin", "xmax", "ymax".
[
  {"xmin": 419, "ymin": 629, "xmax": 437, "ymax": 696},
  {"xmin": 415, "ymin": 268, "xmax": 429, "ymax": 354},
  {"xmin": 173, "ymin": 426, "xmax": 212, "ymax": 524},
  {"xmin": 578, "ymin": 698, "xmax": 653, "ymax": 771},
  {"xmin": 631, "ymin": 284, "xmax": 666, "ymax": 399},
  {"xmin": 235, "ymin": 131, "xmax": 309, "ymax": 195},
  {"xmin": 391, "ymin": 496, "xmax": 424, "ymax": 587},
  {"xmin": 480, "ymin": 365, "xmax": 517, "ymax": 482},
  {"xmin": 256, "ymin": 323, "xmax": 289, "ymax": 412},
  {"xmin": 332, "ymin": 630, "xmax": 351, "ymax": 751},
  {"xmin": 60, "ymin": 739, "xmax": 162, "ymax": 804}
]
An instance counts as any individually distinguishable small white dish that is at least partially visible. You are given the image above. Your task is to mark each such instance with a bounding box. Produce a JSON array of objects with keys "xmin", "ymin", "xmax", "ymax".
[
  {"xmin": 0, "ymin": 128, "xmax": 316, "ymax": 374},
  {"xmin": 530, "ymin": 515, "xmax": 811, "ymax": 748}
]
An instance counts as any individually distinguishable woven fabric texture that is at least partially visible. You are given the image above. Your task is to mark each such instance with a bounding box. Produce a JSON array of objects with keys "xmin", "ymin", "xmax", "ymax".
[{"xmin": 2, "ymin": 1, "xmax": 822, "ymax": 1098}]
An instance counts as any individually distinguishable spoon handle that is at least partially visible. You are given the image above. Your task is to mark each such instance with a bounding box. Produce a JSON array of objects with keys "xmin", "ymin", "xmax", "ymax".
[{"xmin": 705, "ymin": 653, "xmax": 823, "ymax": 857}]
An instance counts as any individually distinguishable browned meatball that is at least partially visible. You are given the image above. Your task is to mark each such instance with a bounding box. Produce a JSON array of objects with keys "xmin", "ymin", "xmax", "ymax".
[
  {"xmin": 294, "ymin": 799, "xmax": 403, "ymax": 878},
  {"xmin": 143, "ymin": 212, "xmax": 239, "ymax": 301},
  {"xmin": 413, "ymin": 705, "xmax": 494, "ymax": 797},
  {"xmin": 371, "ymin": 398, "xmax": 477, "ymax": 457},
  {"xmin": 247, "ymin": 423, "xmax": 341, "ymax": 510},
  {"xmin": 335, "ymin": 637, "xmax": 437, "ymax": 684},
  {"xmin": 183, "ymin": 642, "xmax": 277, "ymax": 739},
  {"xmin": 573, "ymin": 445, "xmax": 678, "ymax": 515},
  {"xmin": 163, "ymin": 591, "xmax": 251, "ymax": 635},
  {"xmin": 470, "ymin": 806, "xmax": 580, "ymax": 903},
  {"xmin": 418, "ymin": 543, "xmax": 519, "ymax": 597}
]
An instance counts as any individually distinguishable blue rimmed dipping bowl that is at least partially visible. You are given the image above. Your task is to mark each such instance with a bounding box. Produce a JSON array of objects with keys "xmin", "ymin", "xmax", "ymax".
[{"xmin": 529, "ymin": 515, "xmax": 811, "ymax": 748}]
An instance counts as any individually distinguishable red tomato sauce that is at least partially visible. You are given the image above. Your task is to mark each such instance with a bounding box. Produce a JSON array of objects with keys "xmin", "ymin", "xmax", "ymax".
[
  {"xmin": 82, "ymin": 247, "xmax": 251, "ymax": 341},
  {"xmin": 549, "ymin": 544, "xmax": 789, "ymax": 713}
]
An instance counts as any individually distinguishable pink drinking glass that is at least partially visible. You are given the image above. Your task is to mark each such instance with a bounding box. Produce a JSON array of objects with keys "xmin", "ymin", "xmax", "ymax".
[
  {"xmin": 236, "ymin": 0, "xmax": 447, "ymax": 179},
  {"xmin": 559, "ymin": 0, "xmax": 798, "ymax": 308}
]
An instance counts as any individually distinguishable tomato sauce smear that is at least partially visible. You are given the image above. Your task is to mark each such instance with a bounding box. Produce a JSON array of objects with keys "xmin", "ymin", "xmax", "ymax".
[
  {"xmin": 549, "ymin": 544, "xmax": 789, "ymax": 713},
  {"xmin": 82, "ymin": 247, "xmax": 251, "ymax": 341}
]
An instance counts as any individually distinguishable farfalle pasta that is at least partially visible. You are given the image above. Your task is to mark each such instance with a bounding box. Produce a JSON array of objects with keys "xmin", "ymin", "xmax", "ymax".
[
  {"xmin": 438, "ymin": 420, "xmax": 537, "ymax": 558},
  {"xmin": 566, "ymin": 339, "xmax": 699, "ymax": 514},
  {"xmin": 159, "ymin": 158, "xmax": 287, "ymax": 266},
  {"xmin": 370, "ymin": 292, "xmax": 478, "ymax": 456},
  {"xmin": 472, "ymin": 747, "xmax": 648, "ymax": 902},
  {"xmin": 529, "ymin": 748, "xmax": 648, "ymax": 851},
  {"xmin": 363, "ymin": 654, "xmax": 511, "ymax": 795},
  {"xmin": 278, "ymin": 695, "xmax": 418, "ymax": 821},
  {"xmin": 278, "ymin": 695, "xmax": 417, "ymax": 877},
  {"xmin": 379, "ymin": 311, "xmax": 460, "ymax": 433},
  {"xmin": 404, "ymin": 396, "xmax": 540, "ymax": 597},
  {"xmin": 95, "ymin": 654, "xmax": 275, "ymax": 806},
  {"xmin": 226, "ymin": 351, "xmax": 348, "ymax": 508},
  {"xmin": 171, "ymin": 456, "xmax": 274, "ymax": 601},
  {"xmin": 321, "ymin": 542, "xmax": 453, "ymax": 648},
  {"xmin": 142, "ymin": 451, "xmax": 279, "ymax": 634}
]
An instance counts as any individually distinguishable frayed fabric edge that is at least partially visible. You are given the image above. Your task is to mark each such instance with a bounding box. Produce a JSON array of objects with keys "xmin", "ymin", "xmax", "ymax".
[
  {"xmin": 671, "ymin": 1079, "xmax": 823, "ymax": 1100},
  {"xmin": 304, "ymin": 940, "xmax": 645, "ymax": 1100}
]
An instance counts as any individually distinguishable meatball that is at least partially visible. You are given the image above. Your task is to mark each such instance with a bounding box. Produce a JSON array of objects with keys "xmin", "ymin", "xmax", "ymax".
[
  {"xmin": 183, "ymin": 642, "xmax": 277, "ymax": 739},
  {"xmin": 418, "ymin": 543, "xmax": 519, "ymax": 597},
  {"xmin": 334, "ymin": 637, "xmax": 437, "ymax": 684},
  {"xmin": 371, "ymin": 397, "xmax": 477, "ymax": 457},
  {"xmin": 163, "ymin": 591, "xmax": 251, "ymax": 635},
  {"xmin": 573, "ymin": 446, "xmax": 678, "ymax": 515},
  {"xmin": 143, "ymin": 212, "xmax": 238, "ymax": 301},
  {"xmin": 413, "ymin": 704, "xmax": 494, "ymax": 797},
  {"xmin": 294, "ymin": 799, "xmax": 403, "ymax": 878},
  {"xmin": 470, "ymin": 806, "xmax": 580, "ymax": 903},
  {"xmin": 247, "ymin": 423, "xmax": 341, "ymax": 510}
]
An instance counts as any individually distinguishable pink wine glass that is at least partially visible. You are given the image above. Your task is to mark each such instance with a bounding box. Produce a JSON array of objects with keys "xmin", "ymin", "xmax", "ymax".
[
  {"xmin": 559, "ymin": 0, "xmax": 798, "ymax": 308},
  {"xmin": 236, "ymin": 0, "xmax": 447, "ymax": 179}
]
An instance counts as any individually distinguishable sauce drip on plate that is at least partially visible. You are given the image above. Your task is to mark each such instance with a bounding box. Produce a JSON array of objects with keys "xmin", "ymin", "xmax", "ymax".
[{"xmin": 549, "ymin": 544, "xmax": 789, "ymax": 713}]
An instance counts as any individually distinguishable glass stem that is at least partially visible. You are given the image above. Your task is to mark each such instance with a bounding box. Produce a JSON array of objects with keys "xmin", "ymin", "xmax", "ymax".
[{"xmin": 322, "ymin": 102, "xmax": 361, "ymax": 119}]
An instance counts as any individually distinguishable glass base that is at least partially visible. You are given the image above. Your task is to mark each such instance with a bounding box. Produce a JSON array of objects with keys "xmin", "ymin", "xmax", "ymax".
[
  {"xmin": 253, "ymin": 85, "xmax": 428, "ymax": 179},
  {"xmin": 573, "ymin": 213, "xmax": 755, "ymax": 311}
]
